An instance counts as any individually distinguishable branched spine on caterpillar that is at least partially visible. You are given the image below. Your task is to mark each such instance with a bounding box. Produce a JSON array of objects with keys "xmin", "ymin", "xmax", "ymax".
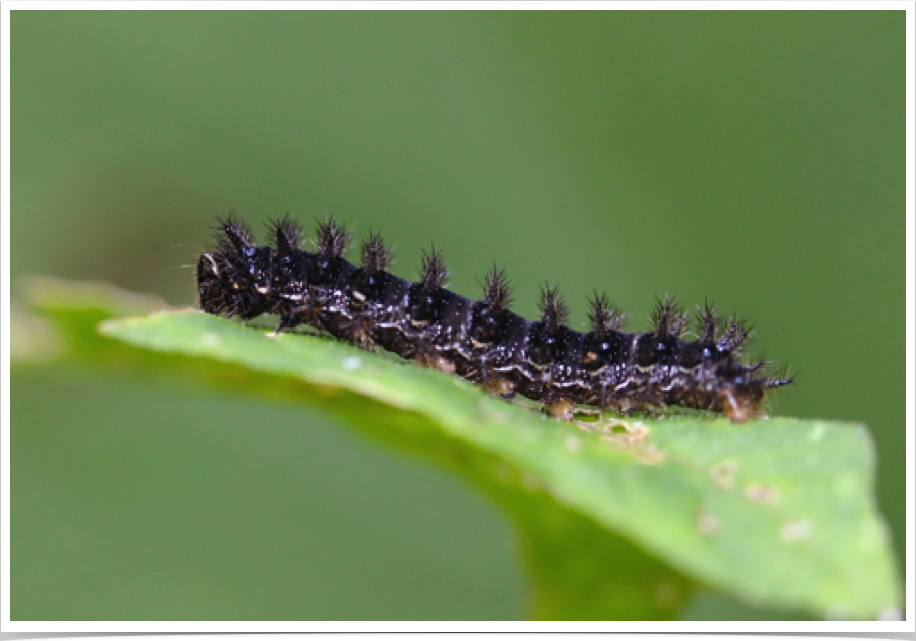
[{"xmin": 196, "ymin": 215, "xmax": 793, "ymax": 423}]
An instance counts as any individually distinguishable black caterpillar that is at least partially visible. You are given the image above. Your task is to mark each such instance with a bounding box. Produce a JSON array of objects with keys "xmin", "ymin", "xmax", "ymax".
[{"xmin": 196, "ymin": 216, "xmax": 792, "ymax": 423}]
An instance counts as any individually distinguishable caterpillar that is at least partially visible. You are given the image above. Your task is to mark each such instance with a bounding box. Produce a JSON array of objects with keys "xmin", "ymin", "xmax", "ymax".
[{"xmin": 196, "ymin": 215, "xmax": 792, "ymax": 423}]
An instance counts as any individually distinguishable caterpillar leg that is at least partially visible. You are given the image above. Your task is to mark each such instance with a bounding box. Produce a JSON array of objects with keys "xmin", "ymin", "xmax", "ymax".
[{"xmin": 543, "ymin": 398, "xmax": 577, "ymax": 422}]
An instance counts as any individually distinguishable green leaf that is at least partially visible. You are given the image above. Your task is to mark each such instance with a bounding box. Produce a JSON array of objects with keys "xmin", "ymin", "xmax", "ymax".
[{"xmin": 23, "ymin": 278, "xmax": 901, "ymax": 620}]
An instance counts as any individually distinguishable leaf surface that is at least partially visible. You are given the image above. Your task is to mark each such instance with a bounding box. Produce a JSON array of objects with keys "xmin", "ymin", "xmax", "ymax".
[{"xmin": 24, "ymin": 278, "xmax": 901, "ymax": 619}]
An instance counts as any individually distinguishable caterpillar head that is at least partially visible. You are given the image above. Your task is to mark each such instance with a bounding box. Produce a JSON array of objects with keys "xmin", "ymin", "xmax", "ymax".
[{"xmin": 197, "ymin": 218, "xmax": 275, "ymax": 319}]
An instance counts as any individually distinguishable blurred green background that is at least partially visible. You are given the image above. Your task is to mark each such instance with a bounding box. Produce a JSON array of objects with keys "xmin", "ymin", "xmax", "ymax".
[{"xmin": 11, "ymin": 11, "xmax": 903, "ymax": 620}]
